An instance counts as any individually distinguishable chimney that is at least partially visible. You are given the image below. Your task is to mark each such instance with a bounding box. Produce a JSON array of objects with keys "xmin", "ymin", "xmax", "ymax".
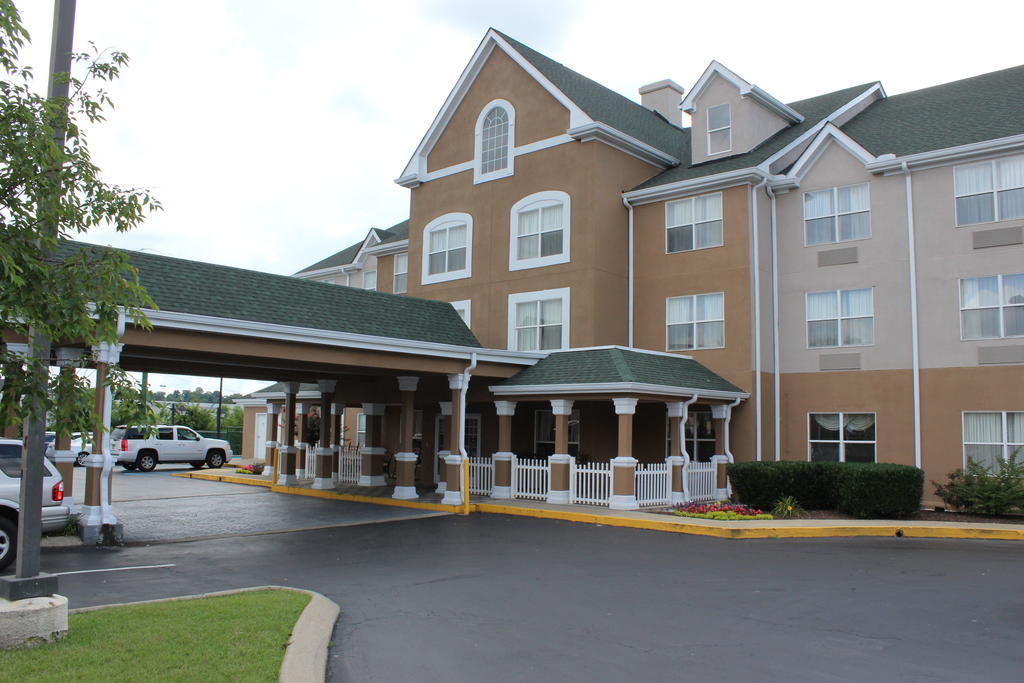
[{"xmin": 639, "ymin": 79, "xmax": 685, "ymax": 127}]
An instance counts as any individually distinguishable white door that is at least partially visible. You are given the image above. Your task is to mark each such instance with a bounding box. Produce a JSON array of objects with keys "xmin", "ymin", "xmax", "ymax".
[{"xmin": 254, "ymin": 413, "xmax": 267, "ymax": 461}]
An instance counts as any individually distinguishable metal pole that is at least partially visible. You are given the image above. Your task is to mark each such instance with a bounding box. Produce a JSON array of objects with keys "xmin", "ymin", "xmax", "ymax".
[{"xmin": 4, "ymin": 0, "xmax": 77, "ymax": 600}]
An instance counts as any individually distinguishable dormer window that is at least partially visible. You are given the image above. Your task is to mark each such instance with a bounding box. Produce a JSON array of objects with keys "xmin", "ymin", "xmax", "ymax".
[
  {"xmin": 474, "ymin": 99, "xmax": 515, "ymax": 183},
  {"xmin": 707, "ymin": 103, "xmax": 731, "ymax": 155}
]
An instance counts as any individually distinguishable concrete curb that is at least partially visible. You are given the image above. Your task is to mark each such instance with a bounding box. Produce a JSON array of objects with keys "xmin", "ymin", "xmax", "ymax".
[
  {"xmin": 175, "ymin": 470, "xmax": 1024, "ymax": 541},
  {"xmin": 70, "ymin": 586, "xmax": 340, "ymax": 682}
]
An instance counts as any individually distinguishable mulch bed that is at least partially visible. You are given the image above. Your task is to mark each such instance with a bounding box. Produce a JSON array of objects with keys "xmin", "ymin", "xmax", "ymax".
[{"xmin": 651, "ymin": 508, "xmax": 1024, "ymax": 524}]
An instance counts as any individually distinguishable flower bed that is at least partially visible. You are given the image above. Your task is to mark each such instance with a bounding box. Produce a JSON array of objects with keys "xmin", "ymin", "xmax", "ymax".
[
  {"xmin": 672, "ymin": 502, "xmax": 773, "ymax": 521},
  {"xmin": 235, "ymin": 463, "xmax": 264, "ymax": 475}
]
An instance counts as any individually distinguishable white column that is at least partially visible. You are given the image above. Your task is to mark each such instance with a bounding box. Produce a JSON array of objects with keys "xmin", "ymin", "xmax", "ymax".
[
  {"xmin": 435, "ymin": 401, "xmax": 452, "ymax": 494},
  {"xmin": 546, "ymin": 399, "xmax": 574, "ymax": 505},
  {"xmin": 393, "ymin": 376, "xmax": 420, "ymax": 500},
  {"xmin": 359, "ymin": 402, "xmax": 386, "ymax": 486},
  {"xmin": 82, "ymin": 342, "xmax": 123, "ymax": 533},
  {"xmin": 440, "ymin": 453, "xmax": 463, "ymax": 506},
  {"xmin": 331, "ymin": 401, "xmax": 343, "ymax": 484},
  {"xmin": 610, "ymin": 397, "xmax": 639, "ymax": 510},
  {"xmin": 491, "ymin": 400, "xmax": 516, "ymax": 499}
]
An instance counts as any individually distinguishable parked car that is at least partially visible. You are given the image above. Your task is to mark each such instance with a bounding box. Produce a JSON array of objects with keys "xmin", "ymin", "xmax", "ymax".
[
  {"xmin": 111, "ymin": 425, "xmax": 232, "ymax": 472},
  {"xmin": 0, "ymin": 439, "xmax": 71, "ymax": 572}
]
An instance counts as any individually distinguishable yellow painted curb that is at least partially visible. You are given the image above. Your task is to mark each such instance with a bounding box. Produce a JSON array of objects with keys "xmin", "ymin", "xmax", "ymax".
[
  {"xmin": 172, "ymin": 471, "xmax": 274, "ymax": 487},
  {"xmin": 271, "ymin": 484, "xmax": 461, "ymax": 513}
]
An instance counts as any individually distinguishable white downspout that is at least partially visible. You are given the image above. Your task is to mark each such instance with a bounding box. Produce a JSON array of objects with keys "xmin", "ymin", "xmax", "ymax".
[
  {"xmin": 723, "ymin": 396, "xmax": 742, "ymax": 463},
  {"xmin": 901, "ymin": 161, "xmax": 922, "ymax": 469},
  {"xmin": 622, "ymin": 195, "xmax": 635, "ymax": 348},
  {"xmin": 766, "ymin": 184, "xmax": 781, "ymax": 461},
  {"xmin": 459, "ymin": 352, "xmax": 478, "ymax": 515},
  {"xmin": 750, "ymin": 180, "xmax": 767, "ymax": 461}
]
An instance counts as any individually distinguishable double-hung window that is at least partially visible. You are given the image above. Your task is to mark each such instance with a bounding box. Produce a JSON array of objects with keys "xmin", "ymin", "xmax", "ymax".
[
  {"xmin": 809, "ymin": 413, "xmax": 876, "ymax": 463},
  {"xmin": 960, "ymin": 273, "xmax": 1024, "ymax": 339},
  {"xmin": 392, "ymin": 253, "xmax": 408, "ymax": 294},
  {"xmin": 422, "ymin": 213, "xmax": 472, "ymax": 284},
  {"xmin": 955, "ymin": 155, "xmax": 1024, "ymax": 226},
  {"xmin": 508, "ymin": 288, "xmax": 569, "ymax": 352},
  {"xmin": 963, "ymin": 412, "xmax": 1024, "ymax": 471},
  {"xmin": 356, "ymin": 413, "xmax": 366, "ymax": 448},
  {"xmin": 509, "ymin": 191, "xmax": 570, "ymax": 270},
  {"xmin": 666, "ymin": 293, "xmax": 724, "ymax": 351},
  {"xmin": 804, "ymin": 184, "xmax": 870, "ymax": 245},
  {"xmin": 806, "ymin": 288, "xmax": 874, "ymax": 348},
  {"xmin": 362, "ymin": 270, "xmax": 377, "ymax": 291},
  {"xmin": 665, "ymin": 193, "xmax": 723, "ymax": 253},
  {"xmin": 707, "ymin": 103, "xmax": 731, "ymax": 155}
]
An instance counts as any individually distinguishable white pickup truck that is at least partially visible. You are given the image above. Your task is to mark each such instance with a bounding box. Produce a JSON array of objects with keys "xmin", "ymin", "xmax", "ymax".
[{"xmin": 111, "ymin": 425, "xmax": 232, "ymax": 472}]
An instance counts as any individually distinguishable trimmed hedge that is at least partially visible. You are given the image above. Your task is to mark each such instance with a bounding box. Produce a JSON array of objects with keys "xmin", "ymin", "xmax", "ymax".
[{"xmin": 728, "ymin": 461, "xmax": 924, "ymax": 518}]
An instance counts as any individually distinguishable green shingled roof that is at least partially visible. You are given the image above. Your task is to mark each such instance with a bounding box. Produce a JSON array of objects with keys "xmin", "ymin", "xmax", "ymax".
[
  {"xmin": 841, "ymin": 65, "xmax": 1024, "ymax": 157},
  {"xmin": 296, "ymin": 219, "xmax": 409, "ymax": 275},
  {"xmin": 249, "ymin": 382, "xmax": 319, "ymax": 396},
  {"xmin": 496, "ymin": 30, "xmax": 686, "ymax": 161},
  {"xmin": 59, "ymin": 240, "xmax": 480, "ymax": 348},
  {"xmin": 497, "ymin": 347, "xmax": 744, "ymax": 394}
]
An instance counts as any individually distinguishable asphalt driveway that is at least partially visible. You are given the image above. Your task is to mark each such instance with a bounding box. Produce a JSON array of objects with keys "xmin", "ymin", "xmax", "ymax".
[{"xmin": 36, "ymin": 513, "xmax": 1024, "ymax": 682}]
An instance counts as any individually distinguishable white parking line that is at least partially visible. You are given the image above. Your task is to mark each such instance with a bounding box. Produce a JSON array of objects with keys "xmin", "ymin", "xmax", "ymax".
[{"xmin": 55, "ymin": 563, "xmax": 176, "ymax": 576}]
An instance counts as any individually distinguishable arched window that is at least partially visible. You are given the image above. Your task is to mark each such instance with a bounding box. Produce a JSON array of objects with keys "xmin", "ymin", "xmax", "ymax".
[
  {"xmin": 509, "ymin": 191, "xmax": 571, "ymax": 271},
  {"xmin": 475, "ymin": 100, "xmax": 515, "ymax": 183},
  {"xmin": 421, "ymin": 213, "xmax": 473, "ymax": 285}
]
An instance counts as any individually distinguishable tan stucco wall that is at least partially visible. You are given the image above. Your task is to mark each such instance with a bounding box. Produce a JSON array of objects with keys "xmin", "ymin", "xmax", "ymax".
[
  {"xmin": 775, "ymin": 140, "xmax": 912, "ymax": 373},
  {"xmin": 427, "ymin": 47, "xmax": 569, "ymax": 173},
  {"xmin": 689, "ymin": 74, "xmax": 788, "ymax": 165},
  {"xmin": 241, "ymin": 405, "xmax": 266, "ymax": 461}
]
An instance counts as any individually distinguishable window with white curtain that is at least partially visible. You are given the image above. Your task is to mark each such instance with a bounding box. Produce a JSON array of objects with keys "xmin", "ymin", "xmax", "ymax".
[
  {"xmin": 534, "ymin": 409, "xmax": 581, "ymax": 457},
  {"xmin": 510, "ymin": 191, "xmax": 570, "ymax": 270},
  {"xmin": 422, "ymin": 213, "xmax": 472, "ymax": 285},
  {"xmin": 356, "ymin": 413, "xmax": 366, "ymax": 448},
  {"xmin": 808, "ymin": 412, "xmax": 876, "ymax": 463},
  {"xmin": 955, "ymin": 155, "xmax": 1024, "ymax": 226},
  {"xmin": 960, "ymin": 273, "xmax": 1024, "ymax": 339},
  {"xmin": 963, "ymin": 412, "xmax": 1024, "ymax": 471},
  {"xmin": 806, "ymin": 288, "xmax": 874, "ymax": 348},
  {"xmin": 508, "ymin": 288, "xmax": 569, "ymax": 351},
  {"xmin": 392, "ymin": 253, "xmax": 408, "ymax": 294},
  {"xmin": 707, "ymin": 103, "xmax": 731, "ymax": 155},
  {"xmin": 665, "ymin": 193, "xmax": 723, "ymax": 253},
  {"xmin": 362, "ymin": 270, "xmax": 377, "ymax": 291},
  {"xmin": 666, "ymin": 293, "xmax": 725, "ymax": 350},
  {"xmin": 804, "ymin": 183, "xmax": 870, "ymax": 245}
]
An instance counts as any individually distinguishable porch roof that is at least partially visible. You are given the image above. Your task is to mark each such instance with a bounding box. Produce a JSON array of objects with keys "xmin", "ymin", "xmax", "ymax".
[{"xmin": 492, "ymin": 347, "xmax": 747, "ymax": 400}]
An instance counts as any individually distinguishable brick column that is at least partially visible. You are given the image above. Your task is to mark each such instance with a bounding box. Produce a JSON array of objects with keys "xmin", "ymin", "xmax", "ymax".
[
  {"xmin": 492, "ymin": 401, "xmax": 516, "ymax": 499},
  {"xmin": 666, "ymin": 398, "xmax": 697, "ymax": 505},
  {"xmin": 441, "ymin": 374, "xmax": 466, "ymax": 506},
  {"xmin": 435, "ymin": 401, "xmax": 452, "ymax": 494},
  {"xmin": 312, "ymin": 381, "xmax": 336, "ymax": 490},
  {"xmin": 81, "ymin": 342, "xmax": 124, "ymax": 544},
  {"xmin": 610, "ymin": 397, "xmax": 639, "ymax": 510},
  {"xmin": 331, "ymin": 402, "xmax": 343, "ymax": 482},
  {"xmin": 264, "ymin": 403, "xmax": 280, "ymax": 479},
  {"xmin": 51, "ymin": 347, "xmax": 83, "ymax": 511},
  {"xmin": 546, "ymin": 399, "xmax": 573, "ymax": 505},
  {"xmin": 295, "ymin": 402, "xmax": 309, "ymax": 478},
  {"xmin": 359, "ymin": 403, "xmax": 386, "ymax": 486},
  {"xmin": 277, "ymin": 383, "xmax": 299, "ymax": 486},
  {"xmin": 393, "ymin": 376, "xmax": 419, "ymax": 500}
]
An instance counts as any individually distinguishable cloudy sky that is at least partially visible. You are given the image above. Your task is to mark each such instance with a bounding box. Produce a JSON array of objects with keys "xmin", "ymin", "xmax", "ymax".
[{"xmin": 15, "ymin": 0, "xmax": 1022, "ymax": 394}]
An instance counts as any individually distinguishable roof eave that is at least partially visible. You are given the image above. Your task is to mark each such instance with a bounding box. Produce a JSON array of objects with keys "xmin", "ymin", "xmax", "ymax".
[
  {"xmin": 864, "ymin": 133, "xmax": 1024, "ymax": 174},
  {"xmin": 567, "ymin": 122, "xmax": 679, "ymax": 167},
  {"xmin": 622, "ymin": 167, "xmax": 768, "ymax": 205},
  {"xmin": 491, "ymin": 381, "xmax": 748, "ymax": 400}
]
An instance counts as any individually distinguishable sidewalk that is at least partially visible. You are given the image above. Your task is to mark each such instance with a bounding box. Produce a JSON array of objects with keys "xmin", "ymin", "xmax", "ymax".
[{"xmin": 176, "ymin": 468, "xmax": 1024, "ymax": 541}]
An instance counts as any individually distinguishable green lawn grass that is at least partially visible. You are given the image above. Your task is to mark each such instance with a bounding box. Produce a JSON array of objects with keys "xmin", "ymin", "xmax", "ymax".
[{"xmin": 0, "ymin": 588, "xmax": 311, "ymax": 682}]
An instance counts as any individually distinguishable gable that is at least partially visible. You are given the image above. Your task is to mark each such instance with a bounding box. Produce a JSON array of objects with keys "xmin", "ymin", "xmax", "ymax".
[
  {"xmin": 689, "ymin": 73, "xmax": 791, "ymax": 164},
  {"xmin": 427, "ymin": 47, "xmax": 570, "ymax": 173}
]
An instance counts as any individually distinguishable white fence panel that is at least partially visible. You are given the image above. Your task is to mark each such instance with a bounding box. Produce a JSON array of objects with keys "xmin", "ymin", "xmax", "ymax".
[
  {"xmin": 469, "ymin": 456, "xmax": 494, "ymax": 496},
  {"xmin": 337, "ymin": 446, "xmax": 361, "ymax": 484},
  {"xmin": 513, "ymin": 457, "xmax": 549, "ymax": 501},
  {"xmin": 572, "ymin": 461, "xmax": 611, "ymax": 506},
  {"xmin": 636, "ymin": 462, "xmax": 670, "ymax": 507},
  {"xmin": 686, "ymin": 461, "xmax": 717, "ymax": 502}
]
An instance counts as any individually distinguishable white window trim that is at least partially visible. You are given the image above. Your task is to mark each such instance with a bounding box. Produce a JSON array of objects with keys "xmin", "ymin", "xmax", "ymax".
[
  {"xmin": 802, "ymin": 183, "xmax": 872, "ymax": 247},
  {"xmin": 954, "ymin": 154, "xmax": 1024, "ymax": 227},
  {"xmin": 959, "ymin": 273, "xmax": 1024, "ymax": 341},
  {"xmin": 507, "ymin": 287, "xmax": 571, "ymax": 352},
  {"xmin": 706, "ymin": 103, "xmax": 731, "ymax": 156},
  {"xmin": 421, "ymin": 212, "xmax": 473, "ymax": 285},
  {"xmin": 962, "ymin": 411, "xmax": 1024, "ymax": 469},
  {"xmin": 393, "ymin": 253, "xmax": 408, "ymax": 294},
  {"xmin": 508, "ymin": 191, "xmax": 571, "ymax": 271},
  {"xmin": 807, "ymin": 412, "xmax": 877, "ymax": 463},
  {"xmin": 665, "ymin": 292, "xmax": 726, "ymax": 351},
  {"xmin": 805, "ymin": 288, "xmax": 875, "ymax": 349},
  {"xmin": 449, "ymin": 299, "xmax": 472, "ymax": 329},
  {"xmin": 664, "ymin": 192, "xmax": 724, "ymax": 254},
  {"xmin": 474, "ymin": 99, "xmax": 516, "ymax": 185}
]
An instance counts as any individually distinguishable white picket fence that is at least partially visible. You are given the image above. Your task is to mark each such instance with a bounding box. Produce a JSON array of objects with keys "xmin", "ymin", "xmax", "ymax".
[
  {"xmin": 572, "ymin": 460, "xmax": 611, "ymax": 506},
  {"xmin": 686, "ymin": 461, "xmax": 718, "ymax": 502},
  {"xmin": 468, "ymin": 456, "xmax": 494, "ymax": 496},
  {"xmin": 635, "ymin": 462, "xmax": 671, "ymax": 507},
  {"xmin": 512, "ymin": 456, "xmax": 550, "ymax": 500},
  {"xmin": 337, "ymin": 446, "xmax": 361, "ymax": 484}
]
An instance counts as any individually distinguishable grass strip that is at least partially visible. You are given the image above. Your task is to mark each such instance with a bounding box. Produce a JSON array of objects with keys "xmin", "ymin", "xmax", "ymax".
[{"xmin": 0, "ymin": 589, "xmax": 310, "ymax": 681}]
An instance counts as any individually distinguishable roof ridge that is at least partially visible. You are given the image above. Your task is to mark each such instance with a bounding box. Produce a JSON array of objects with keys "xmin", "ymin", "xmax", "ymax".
[{"xmin": 608, "ymin": 347, "xmax": 636, "ymax": 382}]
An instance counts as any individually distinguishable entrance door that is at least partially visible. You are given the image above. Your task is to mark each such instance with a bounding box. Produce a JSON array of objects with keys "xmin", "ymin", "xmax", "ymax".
[{"xmin": 254, "ymin": 412, "xmax": 267, "ymax": 460}]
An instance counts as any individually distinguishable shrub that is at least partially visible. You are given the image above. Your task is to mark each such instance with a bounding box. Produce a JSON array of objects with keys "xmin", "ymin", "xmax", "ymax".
[
  {"xmin": 835, "ymin": 463, "xmax": 924, "ymax": 519},
  {"xmin": 933, "ymin": 453, "xmax": 1024, "ymax": 516},
  {"xmin": 728, "ymin": 461, "xmax": 840, "ymax": 510},
  {"xmin": 771, "ymin": 495, "xmax": 804, "ymax": 519}
]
